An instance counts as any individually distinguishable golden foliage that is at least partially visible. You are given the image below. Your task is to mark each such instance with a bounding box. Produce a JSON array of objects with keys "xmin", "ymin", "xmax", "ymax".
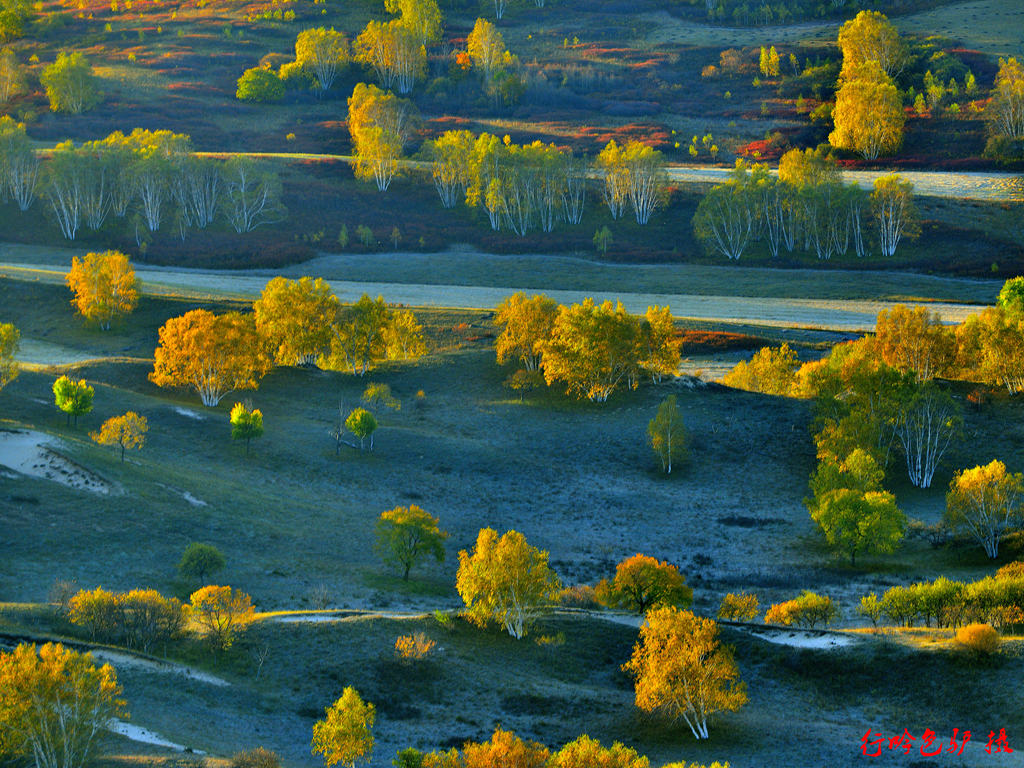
[
  {"xmin": 394, "ymin": 632, "xmax": 436, "ymax": 661},
  {"xmin": 717, "ymin": 592, "xmax": 759, "ymax": 621},
  {"xmin": 188, "ymin": 585, "xmax": 255, "ymax": 650},
  {"xmin": 65, "ymin": 250, "xmax": 138, "ymax": 330},
  {"xmin": 90, "ymin": 411, "xmax": 147, "ymax": 461},
  {"xmin": 956, "ymin": 623, "xmax": 1000, "ymax": 657},
  {"xmin": 311, "ymin": 687, "xmax": 375, "ymax": 768}
]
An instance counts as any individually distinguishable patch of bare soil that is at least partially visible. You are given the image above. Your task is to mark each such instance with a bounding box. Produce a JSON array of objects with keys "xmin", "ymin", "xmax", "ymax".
[{"xmin": 0, "ymin": 430, "xmax": 111, "ymax": 494}]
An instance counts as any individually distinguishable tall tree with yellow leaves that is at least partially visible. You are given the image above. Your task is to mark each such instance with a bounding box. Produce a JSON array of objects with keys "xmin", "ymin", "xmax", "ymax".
[
  {"xmin": 253, "ymin": 276, "xmax": 339, "ymax": 366},
  {"xmin": 623, "ymin": 606, "xmax": 747, "ymax": 740},
  {"xmin": 65, "ymin": 250, "xmax": 139, "ymax": 330},
  {"xmin": 90, "ymin": 411, "xmax": 148, "ymax": 461},
  {"xmin": 311, "ymin": 687, "xmax": 375, "ymax": 768}
]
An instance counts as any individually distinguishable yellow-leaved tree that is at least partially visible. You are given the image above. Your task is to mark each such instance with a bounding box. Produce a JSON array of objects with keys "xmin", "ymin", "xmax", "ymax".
[
  {"xmin": 945, "ymin": 459, "xmax": 1024, "ymax": 559},
  {"xmin": 595, "ymin": 554, "xmax": 692, "ymax": 612},
  {"xmin": 494, "ymin": 292, "xmax": 558, "ymax": 372},
  {"xmin": 874, "ymin": 304, "xmax": 950, "ymax": 381},
  {"xmin": 150, "ymin": 309, "xmax": 271, "ymax": 406},
  {"xmin": 65, "ymin": 250, "xmax": 139, "ymax": 330},
  {"xmin": 456, "ymin": 528, "xmax": 560, "ymax": 639},
  {"xmin": 90, "ymin": 411, "xmax": 148, "ymax": 461},
  {"xmin": 549, "ymin": 735, "xmax": 649, "ymax": 768},
  {"xmin": 623, "ymin": 606, "xmax": 747, "ymax": 740},
  {"xmin": 0, "ymin": 642, "xmax": 126, "ymax": 768},
  {"xmin": 0, "ymin": 322, "xmax": 18, "ymax": 392},
  {"xmin": 254, "ymin": 276, "xmax": 339, "ymax": 367},
  {"xmin": 295, "ymin": 27, "xmax": 350, "ymax": 92},
  {"xmin": 648, "ymin": 394, "xmax": 687, "ymax": 474},
  {"xmin": 187, "ymin": 585, "xmax": 255, "ymax": 651},
  {"xmin": 311, "ymin": 687, "xmax": 375, "ymax": 768},
  {"xmin": 829, "ymin": 60, "xmax": 904, "ymax": 160},
  {"xmin": 347, "ymin": 83, "xmax": 418, "ymax": 191}
]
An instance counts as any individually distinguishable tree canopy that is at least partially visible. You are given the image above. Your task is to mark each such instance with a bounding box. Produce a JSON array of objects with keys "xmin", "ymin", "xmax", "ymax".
[
  {"xmin": 65, "ymin": 250, "xmax": 139, "ymax": 330},
  {"xmin": 296, "ymin": 28, "xmax": 350, "ymax": 92},
  {"xmin": 52, "ymin": 375, "xmax": 93, "ymax": 426},
  {"xmin": 945, "ymin": 460, "xmax": 1024, "ymax": 559},
  {"xmin": 150, "ymin": 309, "xmax": 271, "ymax": 406},
  {"xmin": 375, "ymin": 505, "xmax": 447, "ymax": 580},
  {"xmin": 40, "ymin": 52, "xmax": 100, "ymax": 114},
  {"xmin": 623, "ymin": 607, "xmax": 747, "ymax": 740},
  {"xmin": 90, "ymin": 412, "xmax": 148, "ymax": 461},
  {"xmin": 494, "ymin": 292, "xmax": 557, "ymax": 372},
  {"xmin": 456, "ymin": 528, "xmax": 560, "ymax": 639},
  {"xmin": 596, "ymin": 554, "xmax": 692, "ymax": 612},
  {"xmin": 0, "ymin": 321, "xmax": 18, "ymax": 392},
  {"xmin": 648, "ymin": 394, "xmax": 687, "ymax": 474},
  {"xmin": 311, "ymin": 687, "xmax": 375, "ymax": 768},
  {"xmin": 254, "ymin": 276, "xmax": 339, "ymax": 366}
]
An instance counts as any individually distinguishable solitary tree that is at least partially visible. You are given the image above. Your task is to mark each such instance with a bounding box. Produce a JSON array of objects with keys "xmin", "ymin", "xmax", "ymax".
[
  {"xmin": 230, "ymin": 402, "xmax": 264, "ymax": 455},
  {"xmin": 997, "ymin": 276, "xmax": 1024, "ymax": 316},
  {"xmin": 254, "ymin": 276, "xmax": 339, "ymax": 366},
  {"xmin": 648, "ymin": 395, "xmax": 687, "ymax": 473},
  {"xmin": 311, "ymin": 687, "xmax": 375, "ymax": 768},
  {"xmin": 40, "ymin": 52, "xmax": 100, "ymax": 114},
  {"xmin": 466, "ymin": 18, "xmax": 505, "ymax": 82},
  {"xmin": 945, "ymin": 460, "xmax": 1024, "ymax": 559},
  {"xmin": 456, "ymin": 528, "xmax": 561, "ymax": 639},
  {"xmin": 596, "ymin": 554, "xmax": 692, "ymax": 612},
  {"xmin": 0, "ymin": 322, "xmax": 18, "ymax": 392},
  {"xmin": 178, "ymin": 542, "xmax": 226, "ymax": 583},
  {"xmin": 623, "ymin": 606, "xmax": 747, "ymax": 740},
  {"xmin": 494, "ymin": 292, "xmax": 558, "ymax": 372},
  {"xmin": 150, "ymin": 310, "xmax": 272, "ymax": 406},
  {"xmin": 345, "ymin": 407, "xmax": 377, "ymax": 451},
  {"xmin": 65, "ymin": 251, "xmax": 139, "ymax": 330},
  {"xmin": 374, "ymin": 505, "xmax": 447, "ymax": 580},
  {"xmin": 188, "ymin": 585, "xmax": 254, "ymax": 651},
  {"xmin": 52, "ymin": 375, "xmax": 93, "ymax": 426},
  {"xmin": 296, "ymin": 27, "xmax": 350, "ymax": 92},
  {"xmin": 90, "ymin": 412, "xmax": 147, "ymax": 461},
  {"xmin": 347, "ymin": 83, "xmax": 417, "ymax": 191},
  {"xmin": 236, "ymin": 67, "xmax": 285, "ymax": 102},
  {"xmin": 0, "ymin": 643, "xmax": 126, "ymax": 768}
]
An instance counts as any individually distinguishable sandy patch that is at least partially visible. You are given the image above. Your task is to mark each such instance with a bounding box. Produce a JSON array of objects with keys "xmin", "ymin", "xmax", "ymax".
[
  {"xmin": 740, "ymin": 627, "xmax": 861, "ymax": 649},
  {"xmin": 109, "ymin": 720, "xmax": 205, "ymax": 753},
  {"xmin": 0, "ymin": 430, "xmax": 111, "ymax": 494},
  {"xmin": 174, "ymin": 407, "xmax": 206, "ymax": 420},
  {"xmin": 182, "ymin": 492, "xmax": 207, "ymax": 507},
  {"xmin": 91, "ymin": 649, "xmax": 230, "ymax": 687}
]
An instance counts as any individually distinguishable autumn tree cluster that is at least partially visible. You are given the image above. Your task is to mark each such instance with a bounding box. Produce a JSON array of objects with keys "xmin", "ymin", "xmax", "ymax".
[
  {"xmin": 151, "ymin": 278, "xmax": 424, "ymax": 405},
  {"xmin": 354, "ymin": 0, "xmax": 441, "ymax": 94},
  {"xmin": 67, "ymin": 586, "xmax": 184, "ymax": 652},
  {"xmin": 694, "ymin": 151, "xmax": 918, "ymax": 261},
  {"xmin": 348, "ymin": 82, "xmax": 418, "ymax": 192},
  {"xmin": 0, "ymin": 123, "xmax": 282, "ymax": 240},
  {"xmin": 494, "ymin": 292, "xmax": 680, "ymax": 402}
]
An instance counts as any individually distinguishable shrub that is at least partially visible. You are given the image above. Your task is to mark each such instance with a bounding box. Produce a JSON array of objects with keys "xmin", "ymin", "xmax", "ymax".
[
  {"xmin": 765, "ymin": 591, "xmax": 837, "ymax": 628},
  {"xmin": 558, "ymin": 584, "xmax": 600, "ymax": 609},
  {"xmin": 717, "ymin": 592, "xmax": 759, "ymax": 621},
  {"xmin": 236, "ymin": 66, "xmax": 285, "ymax": 102},
  {"xmin": 178, "ymin": 542, "xmax": 226, "ymax": 582},
  {"xmin": 996, "ymin": 561, "xmax": 1024, "ymax": 580},
  {"xmin": 231, "ymin": 748, "xmax": 281, "ymax": 768},
  {"xmin": 956, "ymin": 623, "xmax": 1000, "ymax": 657},
  {"xmin": 394, "ymin": 632, "xmax": 436, "ymax": 662},
  {"xmin": 67, "ymin": 587, "xmax": 121, "ymax": 640}
]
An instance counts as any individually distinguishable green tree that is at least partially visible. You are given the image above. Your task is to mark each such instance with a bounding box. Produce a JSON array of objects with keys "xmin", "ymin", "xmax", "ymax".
[
  {"xmin": 236, "ymin": 66, "xmax": 285, "ymax": 102},
  {"xmin": 345, "ymin": 407, "xmax": 377, "ymax": 450},
  {"xmin": 0, "ymin": 47, "xmax": 25, "ymax": 101},
  {"xmin": 375, "ymin": 505, "xmax": 448, "ymax": 580},
  {"xmin": 0, "ymin": 0, "xmax": 31, "ymax": 42},
  {"xmin": 811, "ymin": 487, "xmax": 905, "ymax": 565},
  {"xmin": 648, "ymin": 394, "xmax": 687, "ymax": 473},
  {"xmin": 623, "ymin": 606, "xmax": 746, "ymax": 740},
  {"xmin": 829, "ymin": 61, "xmax": 904, "ymax": 160},
  {"xmin": 593, "ymin": 226, "xmax": 612, "ymax": 255},
  {"xmin": 40, "ymin": 52, "xmax": 100, "ymax": 114},
  {"xmin": 0, "ymin": 643, "xmax": 126, "ymax": 768},
  {"xmin": 230, "ymin": 401, "xmax": 264, "ymax": 455},
  {"xmin": 90, "ymin": 411, "xmax": 147, "ymax": 461},
  {"xmin": 0, "ymin": 322, "xmax": 18, "ymax": 392},
  {"xmin": 178, "ymin": 542, "xmax": 226, "ymax": 583},
  {"xmin": 52, "ymin": 375, "xmax": 93, "ymax": 426},
  {"xmin": 595, "ymin": 554, "xmax": 692, "ymax": 612},
  {"xmin": 456, "ymin": 528, "xmax": 561, "ymax": 638},
  {"xmin": 997, "ymin": 276, "xmax": 1024, "ymax": 315},
  {"xmin": 295, "ymin": 27, "xmax": 350, "ymax": 92},
  {"xmin": 311, "ymin": 687, "xmax": 375, "ymax": 768},
  {"xmin": 945, "ymin": 460, "xmax": 1024, "ymax": 559}
]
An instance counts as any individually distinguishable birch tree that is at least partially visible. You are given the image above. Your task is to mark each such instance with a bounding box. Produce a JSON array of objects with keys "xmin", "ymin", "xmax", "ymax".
[
  {"xmin": 65, "ymin": 250, "xmax": 139, "ymax": 330},
  {"xmin": 253, "ymin": 276, "xmax": 339, "ymax": 366},
  {"xmin": 425, "ymin": 129, "xmax": 474, "ymax": 208},
  {"xmin": 623, "ymin": 607, "xmax": 747, "ymax": 740},
  {"xmin": 561, "ymin": 149, "xmax": 586, "ymax": 224},
  {"xmin": 45, "ymin": 142, "xmax": 85, "ymax": 240},
  {"xmin": 347, "ymin": 83, "xmax": 417, "ymax": 192},
  {"xmin": 494, "ymin": 292, "xmax": 557, "ymax": 372},
  {"xmin": 296, "ymin": 27, "xmax": 350, "ymax": 92},
  {"xmin": 456, "ymin": 527, "xmax": 560, "ymax": 639},
  {"xmin": 894, "ymin": 380, "xmax": 962, "ymax": 489},
  {"xmin": 874, "ymin": 304, "xmax": 953, "ymax": 381},
  {"xmin": 596, "ymin": 140, "xmax": 628, "ymax": 219},
  {"xmin": 987, "ymin": 57, "xmax": 1024, "ymax": 139},
  {"xmin": 692, "ymin": 164, "xmax": 756, "ymax": 260},
  {"xmin": 945, "ymin": 460, "xmax": 1024, "ymax": 559},
  {"xmin": 0, "ymin": 643, "xmax": 126, "ymax": 768},
  {"xmin": 871, "ymin": 174, "xmax": 919, "ymax": 257},
  {"xmin": 224, "ymin": 157, "xmax": 282, "ymax": 232},
  {"xmin": 0, "ymin": 115, "xmax": 37, "ymax": 210},
  {"xmin": 837, "ymin": 9, "xmax": 906, "ymax": 78},
  {"xmin": 956, "ymin": 306, "xmax": 1024, "ymax": 395},
  {"xmin": 40, "ymin": 52, "xmax": 100, "ymax": 114},
  {"xmin": 830, "ymin": 61, "xmax": 904, "ymax": 160},
  {"xmin": 623, "ymin": 140, "xmax": 666, "ymax": 225},
  {"xmin": 0, "ymin": 47, "xmax": 24, "ymax": 102},
  {"xmin": 0, "ymin": 322, "xmax": 18, "ymax": 392},
  {"xmin": 150, "ymin": 309, "xmax": 272, "ymax": 406}
]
